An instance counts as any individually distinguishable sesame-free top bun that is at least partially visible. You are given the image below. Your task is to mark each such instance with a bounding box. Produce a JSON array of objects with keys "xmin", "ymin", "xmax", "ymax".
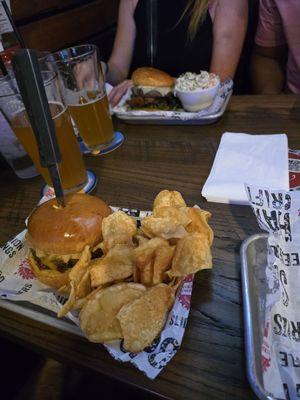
[
  {"xmin": 132, "ymin": 67, "xmax": 174, "ymax": 87},
  {"xmin": 27, "ymin": 194, "xmax": 111, "ymax": 255}
]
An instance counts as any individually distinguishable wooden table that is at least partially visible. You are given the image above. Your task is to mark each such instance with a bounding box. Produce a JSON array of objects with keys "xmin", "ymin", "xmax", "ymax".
[{"xmin": 0, "ymin": 95, "xmax": 299, "ymax": 400}]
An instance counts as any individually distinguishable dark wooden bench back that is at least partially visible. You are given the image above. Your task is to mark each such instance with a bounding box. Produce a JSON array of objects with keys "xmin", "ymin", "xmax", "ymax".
[{"xmin": 11, "ymin": 0, "xmax": 119, "ymax": 59}]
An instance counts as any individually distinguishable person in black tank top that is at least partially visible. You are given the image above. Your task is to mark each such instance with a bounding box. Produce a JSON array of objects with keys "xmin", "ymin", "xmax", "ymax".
[
  {"xmin": 131, "ymin": 0, "xmax": 213, "ymax": 76},
  {"xmin": 107, "ymin": 0, "xmax": 248, "ymax": 106}
]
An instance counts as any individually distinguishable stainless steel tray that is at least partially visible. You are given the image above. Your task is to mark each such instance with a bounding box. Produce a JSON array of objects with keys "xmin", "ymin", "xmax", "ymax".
[
  {"xmin": 113, "ymin": 90, "xmax": 232, "ymax": 125},
  {"xmin": 241, "ymin": 233, "xmax": 280, "ymax": 400},
  {"xmin": 0, "ymin": 299, "xmax": 83, "ymax": 336}
]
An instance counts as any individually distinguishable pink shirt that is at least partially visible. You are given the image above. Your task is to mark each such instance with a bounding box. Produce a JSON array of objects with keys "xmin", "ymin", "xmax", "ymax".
[{"xmin": 255, "ymin": 0, "xmax": 300, "ymax": 93}]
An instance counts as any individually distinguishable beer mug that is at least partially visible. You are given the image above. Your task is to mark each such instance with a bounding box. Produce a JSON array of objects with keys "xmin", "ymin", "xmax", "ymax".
[
  {"xmin": 0, "ymin": 111, "xmax": 40, "ymax": 179},
  {"xmin": 0, "ymin": 71, "xmax": 88, "ymax": 193},
  {"xmin": 47, "ymin": 45, "xmax": 114, "ymax": 154}
]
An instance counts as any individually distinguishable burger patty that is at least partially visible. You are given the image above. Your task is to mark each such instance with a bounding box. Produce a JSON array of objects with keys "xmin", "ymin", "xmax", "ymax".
[
  {"xmin": 31, "ymin": 250, "xmax": 78, "ymax": 272},
  {"xmin": 31, "ymin": 247, "xmax": 103, "ymax": 273},
  {"xmin": 127, "ymin": 93, "xmax": 182, "ymax": 111}
]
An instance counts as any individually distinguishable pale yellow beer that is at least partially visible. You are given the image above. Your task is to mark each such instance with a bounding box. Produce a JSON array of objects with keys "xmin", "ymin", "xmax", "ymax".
[
  {"xmin": 69, "ymin": 94, "xmax": 114, "ymax": 150},
  {"xmin": 11, "ymin": 102, "xmax": 87, "ymax": 192}
]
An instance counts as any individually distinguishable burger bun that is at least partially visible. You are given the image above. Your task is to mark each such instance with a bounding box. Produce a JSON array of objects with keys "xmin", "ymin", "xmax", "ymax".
[
  {"xmin": 27, "ymin": 194, "xmax": 111, "ymax": 255},
  {"xmin": 132, "ymin": 67, "xmax": 174, "ymax": 88}
]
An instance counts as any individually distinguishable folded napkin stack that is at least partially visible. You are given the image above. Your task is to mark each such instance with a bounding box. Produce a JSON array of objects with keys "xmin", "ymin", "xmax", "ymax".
[{"xmin": 201, "ymin": 132, "xmax": 289, "ymax": 205}]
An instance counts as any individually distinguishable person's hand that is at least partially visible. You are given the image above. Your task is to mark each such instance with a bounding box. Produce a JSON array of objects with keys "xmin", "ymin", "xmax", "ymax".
[
  {"xmin": 108, "ymin": 79, "xmax": 132, "ymax": 107},
  {"xmin": 73, "ymin": 59, "xmax": 97, "ymax": 90}
]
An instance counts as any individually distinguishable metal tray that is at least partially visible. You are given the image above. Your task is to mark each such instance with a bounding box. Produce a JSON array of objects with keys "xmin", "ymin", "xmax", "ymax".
[
  {"xmin": 241, "ymin": 233, "xmax": 280, "ymax": 400},
  {"xmin": 0, "ymin": 299, "xmax": 83, "ymax": 337},
  {"xmin": 113, "ymin": 90, "xmax": 232, "ymax": 125}
]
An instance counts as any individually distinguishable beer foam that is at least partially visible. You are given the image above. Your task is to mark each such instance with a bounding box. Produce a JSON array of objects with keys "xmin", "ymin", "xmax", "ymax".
[{"xmin": 69, "ymin": 94, "xmax": 105, "ymax": 107}]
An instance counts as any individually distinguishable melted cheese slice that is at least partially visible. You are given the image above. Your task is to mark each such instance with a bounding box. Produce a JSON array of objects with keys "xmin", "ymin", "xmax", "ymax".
[
  {"xmin": 34, "ymin": 242, "xmax": 102, "ymax": 268},
  {"xmin": 136, "ymin": 86, "xmax": 172, "ymax": 96}
]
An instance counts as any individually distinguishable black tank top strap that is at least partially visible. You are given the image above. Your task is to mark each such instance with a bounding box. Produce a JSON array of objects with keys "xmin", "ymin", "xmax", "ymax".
[{"xmin": 131, "ymin": 0, "xmax": 213, "ymax": 77}]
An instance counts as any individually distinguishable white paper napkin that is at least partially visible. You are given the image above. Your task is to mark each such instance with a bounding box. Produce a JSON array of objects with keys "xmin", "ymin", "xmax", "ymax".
[{"xmin": 201, "ymin": 132, "xmax": 289, "ymax": 205}]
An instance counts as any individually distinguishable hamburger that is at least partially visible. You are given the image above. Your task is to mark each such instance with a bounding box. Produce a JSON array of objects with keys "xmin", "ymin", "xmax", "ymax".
[
  {"xmin": 27, "ymin": 193, "xmax": 111, "ymax": 289},
  {"xmin": 127, "ymin": 67, "xmax": 181, "ymax": 111}
]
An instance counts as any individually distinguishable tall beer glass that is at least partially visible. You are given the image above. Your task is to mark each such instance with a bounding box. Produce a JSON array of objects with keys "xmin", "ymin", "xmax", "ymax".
[
  {"xmin": 47, "ymin": 45, "xmax": 114, "ymax": 154},
  {"xmin": 0, "ymin": 71, "xmax": 88, "ymax": 192}
]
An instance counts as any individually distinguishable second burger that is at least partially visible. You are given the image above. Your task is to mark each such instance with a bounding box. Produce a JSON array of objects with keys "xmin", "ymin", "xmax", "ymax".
[{"xmin": 127, "ymin": 67, "xmax": 181, "ymax": 111}]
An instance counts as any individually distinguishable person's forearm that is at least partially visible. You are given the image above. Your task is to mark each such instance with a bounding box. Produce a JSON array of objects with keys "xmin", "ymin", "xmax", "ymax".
[
  {"xmin": 251, "ymin": 53, "xmax": 285, "ymax": 94},
  {"xmin": 210, "ymin": 48, "xmax": 240, "ymax": 82},
  {"xmin": 210, "ymin": 32, "xmax": 247, "ymax": 81},
  {"xmin": 210, "ymin": 0, "xmax": 248, "ymax": 82},
  {"xmin": 106, "ymin": 61, "xmax": 129, "ymax": 86}
]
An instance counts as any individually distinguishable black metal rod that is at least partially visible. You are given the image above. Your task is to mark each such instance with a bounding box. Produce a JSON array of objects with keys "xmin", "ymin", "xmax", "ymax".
[
  {"xmin": 12, "ymin": 49, "xmax": 65, "ymax": 207},
  {"xmin": 1, "ymin": 1, "xmax": 26, "ymax": 48},
  {"xmin": 0, "ymin": 55, "xmax": 7, "ymax": 76}
]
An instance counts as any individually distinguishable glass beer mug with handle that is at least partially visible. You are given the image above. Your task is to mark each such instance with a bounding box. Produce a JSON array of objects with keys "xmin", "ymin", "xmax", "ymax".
[
  {"xmin": 46, "ymin": 44, "xmax": 114, "ymax": 155},
  {"xmin": 0, "ymin": 70, "xmax": 88, "ymax": 193}
]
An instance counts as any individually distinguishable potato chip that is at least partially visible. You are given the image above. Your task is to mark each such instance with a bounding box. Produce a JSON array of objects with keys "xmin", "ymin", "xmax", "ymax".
[
  {"xmin": 57, "ymin": 284, "xmax": 69, "ymax": 294},
  {"xmin": 75, "ymin": 267, "xmax": 92, "ymax": 298},
  {"xmin": 168, "ymin": 232, "xmax": 212, "ymax": 277},
  {"xmin": 167, "ymin": 277, "xmax": 182, "ymax": 293},
  {"xmin": 133, "ymin": 237, "xmax": 168, "ymax": 266},
  {"xmin": 153, "ymin": 206, "xmax": 191, "ymax": 227},
  {"xmin": 141, "ymin": 216, "xmax": 187, "ymax": 240},
  {"xmin": 117, "ymin": 284, "xmax": 174, "ymax": 353},
  {"xmin": 139, "ymin": 262, "xmax": 153, "ymax": 286},
  {"xmin": 134, "ymin": 238, "xmax": 174, "ymax": 286},
  {"xmin": 133, "ymin": 264, "xmax": 140, "ymax": 283},
  {"xmin": 69, "ymin": 246, "xmax": 91, "ymax": 285},
  {"xmin": 73, "ymin": 297, "xmax": 86, "ymax": 311},
  {"xmin": 153, "ymin": 190, "xmax": 186, "ymax": 211},
  {"xmin": 79, "ymin": 283, "xmax": 146, "ymax": 342},
  {"xmin": 134, "ymin": 238, "xmax": 166, "ymax": 285},
  {"xmin": 57, "ymin": 281, "xmax": 76, "ymax": 318},
  {"xmin": 101, "ymin": 211, "xmax": 137, "ymax": 253},
  {"xmin": 90, "ymin": 245, "xmax": 133, "ymax": 288},
  {"xmin": 134, "ymin": 233, "xmax": 149, "ymax": 246},
  {"xmin": 152, "ymin": 245, "xmax": 175, "ymax": 285},
  {"xmin": 74, "ymin": 286, "xmax": 104, "ymax": 310},
  {"xmin": 186, "ymin": 207, "xmax": 214, "ymax": 246},
  {"xmin": 57, "ymin": 246, "xmax": 92, "ymax": 318}
]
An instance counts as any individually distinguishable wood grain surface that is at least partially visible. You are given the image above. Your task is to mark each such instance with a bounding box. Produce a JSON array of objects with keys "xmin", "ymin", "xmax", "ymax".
[
  {"xmin": 0, "ymin": 95, "xmax": 299, "ymax": 399},
  {"xmin": 12, "ymin": 0, "xmax": 89, "ymax": 21},
  {"xmin": 11, "ymin": 0, "xmax": 119, "ymax": 52}
]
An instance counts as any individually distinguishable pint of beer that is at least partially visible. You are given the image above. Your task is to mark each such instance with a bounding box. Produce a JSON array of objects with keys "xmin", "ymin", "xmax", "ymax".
[
  {"xmin": 48, "ymin": 45, "xmax": 114, "ymax": 154},
  {"xmin": 0, "ymin": 72, "xmax": 88, "ymax": 192}
]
